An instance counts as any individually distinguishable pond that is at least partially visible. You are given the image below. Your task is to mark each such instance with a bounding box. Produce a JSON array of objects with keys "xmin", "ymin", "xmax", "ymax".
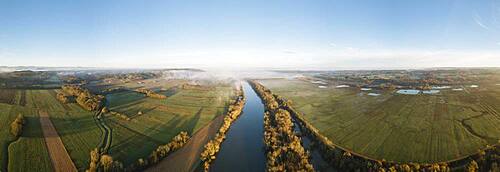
[
  {"xmin": 396, "ymin": 89, "xmax": 420, "ymax": 95},
  {"xmin": 368, "ymin": 93, "xmax": 381, "ymax": 96},
  {"xmin": 431, "ymin": 86, "xmax": 450, "ymax": 89},
  {"xmin": 422, "ymin": 90, "xmax": 440, "ymax": 94},
  {"xmin": 336, "ymin": 85, "xmax": 350, "ymax": 88}
]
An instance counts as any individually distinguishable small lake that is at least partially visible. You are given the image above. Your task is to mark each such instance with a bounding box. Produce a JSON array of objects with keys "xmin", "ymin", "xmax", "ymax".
[
  {"xmin": 422, "ymin": 90, "xmax": 440, "ymax": 94},
  {"xmin": 368, "ymin": 93, "xmax": 380, "ymax": 96},
  {"xmin": 431, "ymin": 86, "xmax": 450, "ymax": 89},
  {"xmin": 210, "ymin": 82, "xmax": 266, "ymax": 172},
  {"xmin": 396, "ymin": 89, "xmax": 420, "ymax": 95}
]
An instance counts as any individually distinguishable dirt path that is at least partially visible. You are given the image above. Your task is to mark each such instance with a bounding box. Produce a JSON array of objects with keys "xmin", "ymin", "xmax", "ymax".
[
  {"xmin": 145, "ymin": 114, "xmax": 225, "ymax": 172},
  {"xmin": 39, "ymin": 110, "xmax": 77, "ymax": 172}
]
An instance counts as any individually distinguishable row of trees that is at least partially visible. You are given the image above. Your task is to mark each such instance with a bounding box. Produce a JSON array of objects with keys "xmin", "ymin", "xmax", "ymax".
[
  {"xmin": 126, "ymin": 131, "xmax": 190, "ymax": 171},
  {"xmin": 465, "ymin": 144, "xmax": 500, "ymax": 172},
  {"xmin": 10, "ymin": 114, "xmax": 25, "ymax": 137},
  {"xmin": 56, "ymin": 92, "xmax": 73, "ymax": 103},
  {"xmin": 259, "ymin": 80, "xmax": 500, "ymax": 172},
  {"xmin": 108, "ymin": 111, "xmax": 131, "ymax": 121},
  {"xmin": 135, "ymin": 88, "xmax": 166, "ymax": 99},
  {"xmin": 200, "ymin": 87, "xmax": 245, "ymax": 172},
  {"xmin": 250, "ymin": 81, "xmax": 314, "ymax": 172},
  {"xmin": 86, "ymin": 148, "xmax": 123, "ymax": 172},
  {"xmin": 62, "ymin": 85, "xmax": 105, "ymax": 111}
]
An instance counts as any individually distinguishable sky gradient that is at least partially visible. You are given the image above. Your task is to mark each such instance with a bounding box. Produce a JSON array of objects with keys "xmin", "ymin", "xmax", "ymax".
[{"xmin": 1, "ymin": 0, "xmax": 500, "ymax": 69}]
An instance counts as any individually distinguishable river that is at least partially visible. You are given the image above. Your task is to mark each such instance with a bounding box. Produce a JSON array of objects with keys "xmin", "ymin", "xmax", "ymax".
[
  {"xmin": 209, "ymin": 81, "xmax": 334, "ymax": 172},
  {"xmin": 210, "ymin": 81, "xmax": 266, "ymax": 172}
]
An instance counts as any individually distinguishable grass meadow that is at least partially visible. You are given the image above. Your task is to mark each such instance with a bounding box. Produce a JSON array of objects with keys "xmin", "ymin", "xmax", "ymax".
[{"xmin": 259, "ymin": 79, "xmax": 500, "ymax": 163}]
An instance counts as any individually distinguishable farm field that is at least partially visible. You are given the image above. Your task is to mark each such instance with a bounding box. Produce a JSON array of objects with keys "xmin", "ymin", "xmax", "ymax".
[
  {"xmin": 104, "ymin": 81, "xmax": 236, "ymax": 165},
  {"xmin": 7, "ymin": 90, "xmax": 54, "ymax": 172},
  {"xmin": 0, "ymin": 89, "xmax": 102, "ymax": 171},
  {"xmin": 258, "ymin": 78, "xmax": 500, "ymax": 163},
  {"xmin": 0, "ymin": 104, "xmax": 15, "ymax": 171},
  {"xmin": 25, "ymin": 89, "xmax": 102, "ymax": 171},
  {"xmin": 0, "ymin": 89, "xmax": 51, "ymax": 172},
  {"xmin": 0, "ymin": 80, "xmax": 237, "ymax": 171}
]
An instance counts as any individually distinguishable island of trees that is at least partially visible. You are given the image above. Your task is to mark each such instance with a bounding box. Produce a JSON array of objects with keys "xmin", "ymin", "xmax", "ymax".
[
  {"xmin": 250, "ymin": 81, "xmax": 315, "ymax": 172},
  {"xmin": 135, "ymin": 88, "xmax": 167, "ymax": 99},
  {"xmin": 60, "ymin": 85, "xmax": 105, "ymax": 111}
]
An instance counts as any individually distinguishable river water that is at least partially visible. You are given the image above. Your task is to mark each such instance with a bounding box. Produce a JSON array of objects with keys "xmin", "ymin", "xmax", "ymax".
[
  {"xmin": 210, "ymin": 81, "xmax": 334, "ymax": 172},
  {"xmin": 210, "ymin": 82, "xmax": 266, "ymax": 172}
]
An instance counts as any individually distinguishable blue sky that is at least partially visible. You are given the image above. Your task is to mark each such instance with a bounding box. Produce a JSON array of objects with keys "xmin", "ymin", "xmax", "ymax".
[{"xmin": 1, "ymin": 0, "xmax": 499, "ymax": 69}]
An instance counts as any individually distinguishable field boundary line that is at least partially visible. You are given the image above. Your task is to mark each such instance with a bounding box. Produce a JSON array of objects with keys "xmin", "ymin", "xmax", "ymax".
[{"xmin": 39, "ymin": 110, "xmax": 77, "ymax": 172}]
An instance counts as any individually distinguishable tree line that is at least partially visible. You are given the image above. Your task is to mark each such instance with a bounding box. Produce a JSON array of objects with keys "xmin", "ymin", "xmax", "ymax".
[
  {"xmin": 249, "ymin": 81, "xmax": 315, "ymax": 172},
  {"xmin": 85, "ymin": 148, "xmax": 123, "ymax": 172},
  {"xmin": 61, "ymin": 85, "xmax": 105, "ymax": 111},
  {"xmin": 135, "ymin": 88, "xmax": 166, "ymax": 99},
  {"xmin": 200, "ymin": 85, "xmax": 245, "ymax": 172},
  {"xmin": 85, "ymin": 131, "xmax": 190, "ymax": 172}
]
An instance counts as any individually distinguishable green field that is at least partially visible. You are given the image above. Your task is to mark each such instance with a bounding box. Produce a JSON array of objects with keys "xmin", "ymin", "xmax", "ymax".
[
  {"xmin": 0, "ymin": 80, "xmax": 237, "ymax": 171},
  {"xmin": 3, "ymin": 90, "xmax": 54, "ymax": 172},
  {"xmin": 259, "ymin": 79, "xmax": 500, "ymax": 163},
  {"xmin": 27, "ymin": 89, "xmax": 102, "ymax": 171},
  {"xmin": 105, "ymin": 82, "xmax": 235, "ymax": 165},
  {"xmin": 0, "ymin": 89, "xmax": 102, "ymax": 171}
]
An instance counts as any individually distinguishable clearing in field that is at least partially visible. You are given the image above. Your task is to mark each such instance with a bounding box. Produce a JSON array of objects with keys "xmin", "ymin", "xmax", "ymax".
[{"xmin": 259, "ymin": 79, "xmax": 500, "ymax": 163}]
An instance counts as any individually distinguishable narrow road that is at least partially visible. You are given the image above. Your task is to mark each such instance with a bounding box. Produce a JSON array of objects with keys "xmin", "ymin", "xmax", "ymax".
[{"xmin": 39, "ymin": 110, "xmax": 77, "ymax": 172}]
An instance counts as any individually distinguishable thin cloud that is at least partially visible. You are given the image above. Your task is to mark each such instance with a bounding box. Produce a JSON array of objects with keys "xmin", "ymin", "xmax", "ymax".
[{"xmin": 474, "ymin": 14, "xmax": 490, "ymax": 30}]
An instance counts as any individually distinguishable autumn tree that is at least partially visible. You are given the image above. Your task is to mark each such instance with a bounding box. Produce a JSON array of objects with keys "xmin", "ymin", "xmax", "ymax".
[
  {"xmin": 100, "ymin": 154, "xmax": 113, "ymax": 172},
  {"xmin": 87, "ymin": 148, "xmax": 100, "ymax": 172},
  {"xmin": 10, "ymin": 114, "xmax": 24, "ymax": 137},
  {"xmin": 467, "ymin": 160, "xmax": 479, "ymax": 172}
]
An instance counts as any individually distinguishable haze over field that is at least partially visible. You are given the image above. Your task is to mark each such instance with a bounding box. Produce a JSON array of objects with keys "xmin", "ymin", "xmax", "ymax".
[{"xmin": 1, "ymin": 0, "xmax": 500, "ymax": 69}]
